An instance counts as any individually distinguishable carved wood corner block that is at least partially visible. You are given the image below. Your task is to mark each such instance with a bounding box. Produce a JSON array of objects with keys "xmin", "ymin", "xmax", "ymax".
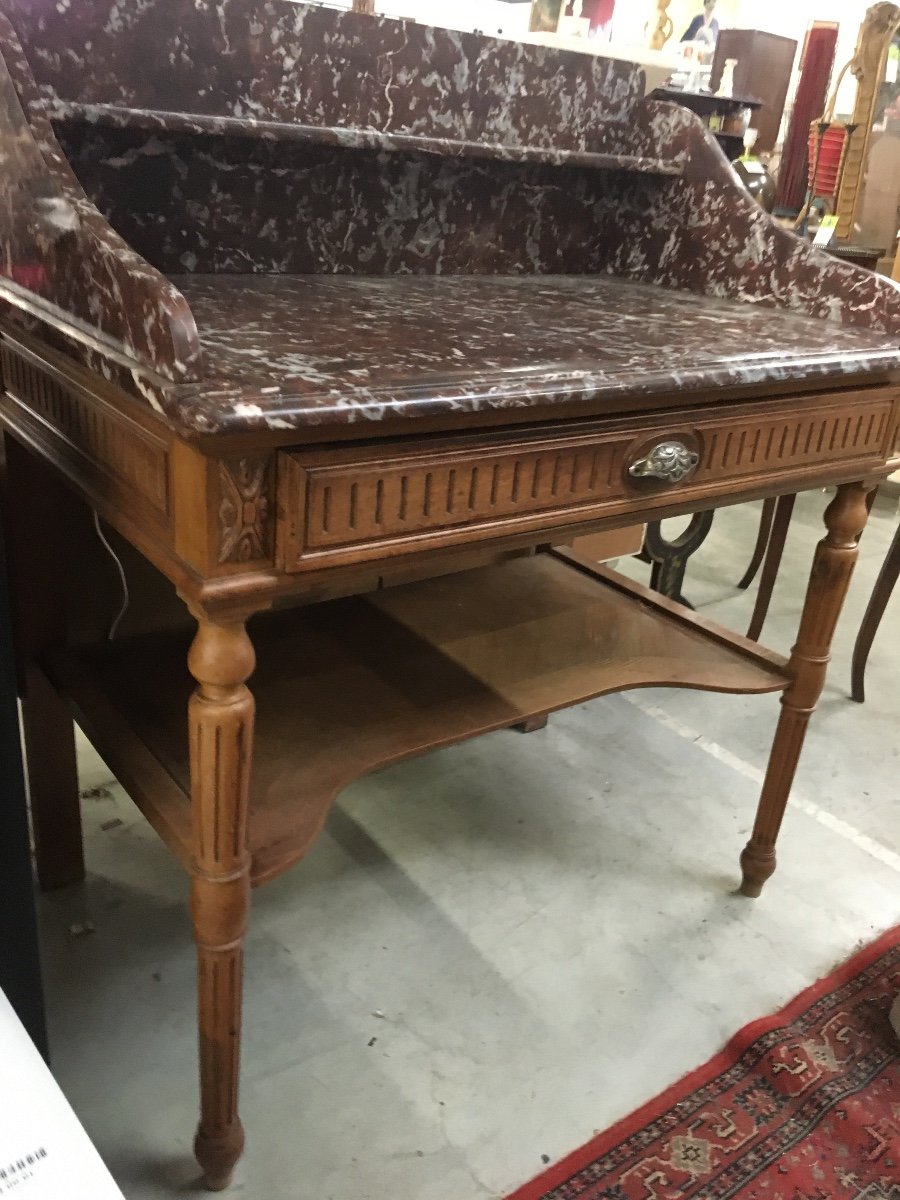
[{"xmin": 217, "ymin": 457, "xmax": 275, "ymax": 565}]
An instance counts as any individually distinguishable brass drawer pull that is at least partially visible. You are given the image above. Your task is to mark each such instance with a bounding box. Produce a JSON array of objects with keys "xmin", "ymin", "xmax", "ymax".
[{"xmin": 629, "ymin": 440, "xmax": 700, "ymax": 485}]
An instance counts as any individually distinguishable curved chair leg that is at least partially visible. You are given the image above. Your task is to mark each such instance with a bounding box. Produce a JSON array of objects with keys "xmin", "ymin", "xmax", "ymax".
[
  {"xmin": 851, "ymin": 519, "xmax": 900, "ymax": 704},
  {"xmin": 747, "ymin": 493, "xmax": 796, "ymax": 642},
  {"xmin": 738, "ymin": 497, "xmax": 778, "ymax": 590}
]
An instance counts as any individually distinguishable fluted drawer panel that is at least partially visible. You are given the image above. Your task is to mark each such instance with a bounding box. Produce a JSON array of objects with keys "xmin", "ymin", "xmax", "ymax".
[
  {"xmin": 696, "ymin": 404, "xmax": 891, "ymax": 481},
  {"xmin": 0, "ymin": 339, "xmax": 170, "ymax": 517},
  {"xmin": 305, "ymin": 440, "xmax": 624, "ymax": 548},
  {"xmin": 278, "ymin": 391, "xmax": 895, "ymax": 572}
]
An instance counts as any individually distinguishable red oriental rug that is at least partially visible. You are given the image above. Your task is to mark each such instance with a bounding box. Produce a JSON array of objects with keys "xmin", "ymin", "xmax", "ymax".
[{"xmin": 509, "ymin": 926, "xmax": 900, "ymax": 1200}]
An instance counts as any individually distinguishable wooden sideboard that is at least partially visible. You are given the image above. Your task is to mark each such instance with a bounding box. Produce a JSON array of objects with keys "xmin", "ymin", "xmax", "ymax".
[
  {"xmin": 1, "ymin": 1, "xmax": 899, "ymax": 1190},
  {"xmin": 710, "ymin": 29, "xmax": 798, "ymax": 153}
]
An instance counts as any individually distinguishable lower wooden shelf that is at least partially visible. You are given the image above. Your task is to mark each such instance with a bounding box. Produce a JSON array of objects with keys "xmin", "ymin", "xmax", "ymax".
[{"xmin": 50, "ymin": 551, "xmax": 791, "ymax": 886}]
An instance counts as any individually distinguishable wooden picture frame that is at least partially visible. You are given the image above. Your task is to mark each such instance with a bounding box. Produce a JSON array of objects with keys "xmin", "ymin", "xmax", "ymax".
[{"xmin": 529, "ymin": 0, "xmax": 563, "ymax": 34}]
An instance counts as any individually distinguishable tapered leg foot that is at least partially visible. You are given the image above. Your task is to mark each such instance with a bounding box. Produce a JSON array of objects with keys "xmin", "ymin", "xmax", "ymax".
[
  {"xmin": 195, "ymin": 1123, "xmax": 245, "ymax": 1192},
  {"xmin": 739, "ymin": 839, "xmax": 776, "ymax": 898}
]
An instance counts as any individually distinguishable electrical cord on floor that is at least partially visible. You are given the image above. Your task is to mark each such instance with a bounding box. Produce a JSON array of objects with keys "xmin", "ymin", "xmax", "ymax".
[{"xmin": 92, "ymin": 509, "xmax": 129, "ymax": 640}]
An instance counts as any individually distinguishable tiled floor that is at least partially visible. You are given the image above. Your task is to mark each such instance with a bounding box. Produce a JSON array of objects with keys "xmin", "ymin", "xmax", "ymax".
[{"xmin": 37, "ymin": 491, "xmax": 900, "ymax": 1199}]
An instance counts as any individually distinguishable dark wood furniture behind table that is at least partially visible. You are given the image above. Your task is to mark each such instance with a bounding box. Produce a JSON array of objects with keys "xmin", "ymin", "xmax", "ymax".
[
  {"xmin": 650, "ymin": 87, "xmax": 763, "ymax": 163},
  {"xmin": 0, "ymin": 521, "xmax": 47, "ymax": 1060},
  {"xmin": 827, "ymin": 245, "xmax": 886, "ymax": 273},
  {"xmin": 0, "ymin": 1, "xmax": 899, "ymax": 1191},
  {"xmin": 711, "ymin": 29, "xmax": 799, "ymax": 153}
]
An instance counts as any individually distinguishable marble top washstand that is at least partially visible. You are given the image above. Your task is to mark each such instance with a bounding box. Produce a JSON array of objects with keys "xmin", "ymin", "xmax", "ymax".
[
  {"xmin": 3, "ymin": 5, "xmax": 900, "ymax": 1194},
  {"xmin": 163, "ymin": 274, "xmax": 900, "ymax": 435},
  {"xmin": 0, "ymin": 0, "xmax": 898, "ymax": 445}
]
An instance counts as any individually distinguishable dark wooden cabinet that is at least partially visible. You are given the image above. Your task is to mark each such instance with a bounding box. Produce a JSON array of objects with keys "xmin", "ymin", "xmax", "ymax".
[
  {"xmin": 711, "ymin": 30, "xmax": 798, "ymax": 153},
  {"xmin": 0, "ymin": 526, "xmax": 47, "ymax": 1061},
  {"xmin": 651, "ymin": 86, "xmax": 763, "ymax": 162}
]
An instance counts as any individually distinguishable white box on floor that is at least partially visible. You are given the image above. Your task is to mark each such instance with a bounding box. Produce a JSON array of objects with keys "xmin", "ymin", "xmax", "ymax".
[{"xmin": 0, "ymin": 989, "xmax": 124, "ymax": 1199}]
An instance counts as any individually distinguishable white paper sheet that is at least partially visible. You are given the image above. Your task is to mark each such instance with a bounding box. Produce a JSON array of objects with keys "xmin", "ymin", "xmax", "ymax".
[{"xmin": 0, "ymin": 990, "xmax": 124, "ymax": 1199}]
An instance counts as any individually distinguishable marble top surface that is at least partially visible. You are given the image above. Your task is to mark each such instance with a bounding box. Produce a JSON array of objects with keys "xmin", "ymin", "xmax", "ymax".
[
  {"xmin": 4, "ymin": 0, "xmax": 644, "ymax": 152},
  {"xmin": 164, "ymin": 274, "xmax": 900, "ymax": 435}
]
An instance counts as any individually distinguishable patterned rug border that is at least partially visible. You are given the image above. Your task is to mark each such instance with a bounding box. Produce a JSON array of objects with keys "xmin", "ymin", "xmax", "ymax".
[{"xmin": 506, "ymin": 923, "xmax": 900, "ymax": 1200}]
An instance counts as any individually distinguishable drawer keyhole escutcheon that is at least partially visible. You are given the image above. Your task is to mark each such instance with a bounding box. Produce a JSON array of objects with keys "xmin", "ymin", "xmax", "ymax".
[{"xmin": 628, "ymin": 440, "xmax": 700, "ymax": 485}]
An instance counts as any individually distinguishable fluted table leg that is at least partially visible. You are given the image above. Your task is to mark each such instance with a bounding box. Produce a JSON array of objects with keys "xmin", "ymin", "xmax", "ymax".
[
  {"xmin": 740, "ymin": 482, "xmax": 873, "ymax": 898},
  {"xmin": 187, "ymin": 614, "xmax": 256, "ymax": 1191}
]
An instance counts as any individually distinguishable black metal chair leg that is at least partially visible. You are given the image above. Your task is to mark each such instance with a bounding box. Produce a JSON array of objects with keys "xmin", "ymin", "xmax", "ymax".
[{"xmin": 640, "ymin": 511, "xmax": 715, "ymax": 609}]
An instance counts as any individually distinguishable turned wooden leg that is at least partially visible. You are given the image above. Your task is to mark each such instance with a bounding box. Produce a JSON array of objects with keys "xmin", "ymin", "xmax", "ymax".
[
  {"xmin": 740, "ymin": 483, "xmax": 872, "ymax": 898},
  {"xmin": 2, "ymin": 434, "xmax": 83, "ymax": 890},
  {"xmin": 738, "ymin": 496, "xmax": 777, "ymax": 590},
  {"xmin": 851, "ymin": 519, "xmax": 900, "ymax": 704},
  {"xmin": 187, "ymin": 615, "xmax": 256, "ymax": 1191},
  {"xmin": 746, "ymin": 493, "xmax": 796, "ymax": 643}
]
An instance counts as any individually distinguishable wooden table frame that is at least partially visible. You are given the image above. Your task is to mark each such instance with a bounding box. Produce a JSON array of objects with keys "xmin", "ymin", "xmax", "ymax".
[{"xmin": 1, "ymin": 323, "xmax": 897, "ymax": 1190}]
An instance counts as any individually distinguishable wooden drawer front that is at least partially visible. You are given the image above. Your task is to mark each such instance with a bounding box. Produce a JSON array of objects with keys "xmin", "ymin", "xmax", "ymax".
[
  {"xmin": 1, "ymin": 338, "xmax": 170, "ymax": 520},
  {"xmin": 693, "ymin": 402, "xmax": 891, "ymax": 484},
  {"xmin": 304, "ymin": 438, "xmax": 620, "ymax": 545},
  {"xmin": 278, "ymin": 393, "xmax": 894, "ymax": 572}
]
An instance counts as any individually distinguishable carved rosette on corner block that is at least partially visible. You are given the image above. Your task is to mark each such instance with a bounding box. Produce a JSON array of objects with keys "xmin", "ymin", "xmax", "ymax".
[{"xmin": 217, "ymin": 457, "xmax": 275, "ymax": 566}]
